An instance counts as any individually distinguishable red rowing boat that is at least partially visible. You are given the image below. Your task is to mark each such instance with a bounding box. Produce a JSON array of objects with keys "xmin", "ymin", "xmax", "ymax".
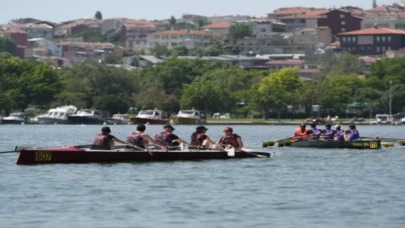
[{"xmin": 16, "ymin": 146, "xmax": 270, "ymax": 165}]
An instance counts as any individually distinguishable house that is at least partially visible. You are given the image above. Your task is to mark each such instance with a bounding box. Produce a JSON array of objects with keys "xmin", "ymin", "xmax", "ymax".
[
  {"xmin": 27, "ymin": 38, "xmax": 62, "ymax": 57},
  {"xmin": 201, "ymin": 22, "xmax": 231, "ymax": 37},
  {"xmin": 11, "ymin": 23, "xmax": 53, "ymax": 39},
  {"xmin": 268, "ymin": 7, "xmax": 328, "ymax": 19},
  {"xmin": 0, "ymin": 28, "xmax": 28, "ymax": 46},
  {"xmin": 59, "ymin": 41, "xmax": 115, "ymax": 63},
  {"xmin": 236, "ymin": 18, "xmax": 287, "ymax": 38},
  {"xmin": 208, "ymin": 15, "xmax": 251, "ymax": 23},
  {"xmin": 266, "ymin": 59, "xmax": 305, "ymax": 70},
  {"xmin": 338, "ymin": 26, "xmax": 405, "ymax": 55},
  {"xmin": 54, "ymin": 23, "xmax": 88, "ymax": 36},
  {"xmin": 102, "ymin": 18, "xmax": 141, "ymax": 34},
  {"xmin": 293, "ymin": 27, "xmax": 332, "ymax": 47},
  {"xmin": 147, "ymin": 30, "xmax": 222, "ymax": 49},
  {"xmin": 32, "ymin": 48, "xmax": 49, "ymax": 57},
  {"xmin": 318, "ymin": 9, "xmax": 363, "ymax": 36},
  {"xmin": 236, "ymin": 33, "xmax": 292, "ymax": 54},
  {"xmin": 121, "ymin": 20, "xmax": 156, "ymax": 51},
  {"xmin": 386, "ymin": 48, "xmax": 405, "ymax": 57},
  {"xmin": 361, "ymin": 12, "xmax": 405, "ymax": 30},
  {"xmin": 279, "ymin": 12, "xmax": 327, "ymax": 31}
]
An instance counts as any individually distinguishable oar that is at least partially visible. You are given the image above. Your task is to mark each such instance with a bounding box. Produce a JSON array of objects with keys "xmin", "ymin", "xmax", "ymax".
[
  {"xmin": 133, "ymin": 145, "xmax": 153, "ymax": 155},
  {"xmin": 220, "ymin": 144, "xmax": 267, "ymax": 158}
]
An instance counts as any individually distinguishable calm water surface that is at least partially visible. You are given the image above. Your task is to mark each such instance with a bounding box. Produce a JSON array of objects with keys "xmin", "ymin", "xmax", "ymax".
[{"xmin": 1, "ymin": 125, "xmax": 405, "ymax": 228}]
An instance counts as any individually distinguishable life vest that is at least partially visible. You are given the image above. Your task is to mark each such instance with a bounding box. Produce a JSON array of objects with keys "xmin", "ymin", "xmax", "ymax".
[
  {"xmin": 219, "ymin": 134, "xmax": 240, "ymax": 148},
  {"xmin": 190, "ymin": 133, "xmax": 206, "ymax": 146},
  {"xmin": 310, "ymin": 128, "xmax": 320, "ymax": 136},
  {"xmin": 348, "ymin": 130, "xmax": 360, "ymax": 140},
  {"xmin": 127, "ymin": 131, "xmax": 145, "ymax": 148},
  {"xmin": 92, "ymin": 134, "xmax": 111, "ymax": 150},
  {"xmin": 155, "ymin": 131, "xmax": 172, "ymax": 146},
  {"xmin": 295, "ymin": 128, "xmax": 309, "ymax": 138},
  {"xmin": 321, "ymin": 129, "xmax": 334, "ymax": 139},
  {"xmin": 334, "ymin": 129, "xmax": 344, "ymax": 141}
]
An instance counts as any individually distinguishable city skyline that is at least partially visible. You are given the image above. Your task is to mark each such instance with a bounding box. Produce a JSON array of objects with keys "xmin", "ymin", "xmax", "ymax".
[{"xmin": 0, "ymin": 0, "xmax": 399, "ymax": 24}]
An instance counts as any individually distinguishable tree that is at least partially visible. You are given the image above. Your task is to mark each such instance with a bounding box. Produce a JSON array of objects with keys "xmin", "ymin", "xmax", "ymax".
[
  {"xmin": 0, "ymin": 37, "xmax": 16, "ymax": 54},
  {"xmin": 134, "ymin": 85, "xmax": 178, "ymax": 114},
  {"xmin": 169, "ymin": 16, "xmax": 176, "ymax": 30},
  {"xmin": 171, "ymin": 45, "xmax": 189, "ymax": 56},
  {"xmin": 228, "ymin": 24, "xmax": 253, "ymax": 42},
  {"xmin": 0, "ymin": 52, "xmax": 12, "ymax": 59},
  {"xmin": 104, "ymin": 54, "xmax": 123, "ymax": 64},
  {"xmin": 95, "ymin": 11, "xmax": 103, "ymax": 20},
  {"xmin": 252, "ymin": 68, "xmax": 303, "ymax": 119},
  {"xmin": 181, "ymin": 81, "xmax": 236, "ymax": 113},
  {"xmin": 151, "ymin": 44, "xmax": 170, "ymax": 57},
  {"xmin": 93, "ymin": 95, "xmax": 129, "ymax": 114}
]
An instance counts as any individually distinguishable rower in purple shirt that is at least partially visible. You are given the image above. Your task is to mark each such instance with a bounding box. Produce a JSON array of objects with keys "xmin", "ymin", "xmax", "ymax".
[{"xmin": 344, "ymin": 124, "xmax": 360, "ymax": 141}]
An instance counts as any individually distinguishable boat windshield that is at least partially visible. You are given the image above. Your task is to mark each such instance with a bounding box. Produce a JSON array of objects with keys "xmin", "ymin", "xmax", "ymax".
[
  {"xmin": 78, "ymin": 110, "xmax": 92, "ymax": 114},
  {"xmin": 179, "ymin": 111, "xmax": 195, "ymax": 115},
  {"xmin": 139, "ymin": 111, "xmax": 154, "ymax": 116},
  {"xmin": 59, "ymin": 112, "xmax": 65, "ymax": 116},
  {"xmin": 48, "ymin": 112, "xmax": 53, "ymax": 116},
  {"xmin": 53, "ymin": 112, "xmax": 59, "ymax": 116}
]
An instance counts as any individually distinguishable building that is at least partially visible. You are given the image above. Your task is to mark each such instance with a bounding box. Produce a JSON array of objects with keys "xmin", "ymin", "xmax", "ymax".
[
  {"xmin": 0, "ymin": 28, "xmax": 28, "ymax": 46},
  {"xmin": 147, "ymin": 30, "xmax": 222, "ymax": 49},
  {"xmin": 121, "ymin": 20, "xmax": 156, "ymax": 51},
  {"xmin": 318, "ymin": 9, "xmax": 362, "ymax": 36},
  {"xmin": 386, "ymin": 47, "xmax": 405, "ymax": 57},
  {"xmin": 201, "ymin": 22, "xmax": 231, "ymax": 37},
  {"xmin": 59, "ymin": 41, "xmax": 115, "ymax": 63},
  {"xmin": 236, "ymin": 33, "xmax": 292, "ymax": 54},
  {"xmin": 268, "ymin": 7, "xmax": 328, "ymax": 19},
  {"xmin": 293, "ymin": 27, "xmax": 332, "ymax": 46},
  {"xmin": 236, "ymin": 18, "xmax": 287, "ymax": 38},
  {"xmin": 338, "ymin": 26, "xmax": 405, "ymax": 55},
  {"xmin": 279, "ymin": 12, "xmax": 326, "ymax": 31},
  {"xmin": 361, "ymin": 12, "xmax": 405, "ymax": 30},
  {"xmin": 54, "ymin": 23, "xmax": 88, "ymax": 36},
  {"xmin": 208, "ymin": 15, "xmax": 251, "ymax": 23},
  {"xmin": 11, "ymin": 23, "xmax": 53, "ymax": 39},
  {"xmin": 266, "ymin": 59, "xmax": 305, "ymax": 70}
]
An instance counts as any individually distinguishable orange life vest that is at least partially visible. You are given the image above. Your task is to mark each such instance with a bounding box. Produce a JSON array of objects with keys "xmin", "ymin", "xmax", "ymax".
[{"xmin": 219, "ymin": 134, "xmax": 241, "ymax": 148}]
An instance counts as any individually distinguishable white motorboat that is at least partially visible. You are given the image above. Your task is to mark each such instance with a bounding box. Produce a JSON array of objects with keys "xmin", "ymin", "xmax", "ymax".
[
  {"xmin": 1, "ymin": 113, "xmax": 29, "ymax": 124},
  {"xmin": 67, "ymin": 109, "xmax": 108, "ymax": 125},
  {"xmin": 37, "ymin": 105, "xmax": 78, "ymax": 124},
  {"xmin": 107, "ymin": 114, "xmax": 129, "ymax": 125}
]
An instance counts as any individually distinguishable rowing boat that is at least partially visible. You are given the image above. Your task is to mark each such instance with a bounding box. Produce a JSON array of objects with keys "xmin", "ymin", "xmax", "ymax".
[
  {"xmin": 16, "ymin": 146, "xmax": 270, "ymax": 165},
  {"xmin": 288, "ymin": 138, "xmax": 382, "ymax": 149}
]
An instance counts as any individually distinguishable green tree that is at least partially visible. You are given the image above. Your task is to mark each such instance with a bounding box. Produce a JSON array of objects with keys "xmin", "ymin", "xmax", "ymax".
[
  {"xmin": 82, "ymin": 29, "xmax": 104, "ymax": 42},
  {"xmin": 104, "ymin": 54, "xmax": 123, "ymax": 64},
  {"xmin": 0, "ymin": 37, "xmax": 16, "ymax": 54},
  {"xmin": 181, "ymin": 81, "xmax": 235, "ymax": 113},
  {"xmin": 169, "ymin": 16, "xmax": 176, "ymax": 30},
  {"xmin": 134, "ymin": 85, "xmax": 178, "ymax": 113},
  {"xmin": 0, "ymin": 52, "xmax": 12, "ymax": 59},
  {"xmin": 151, "ymin": 44, "xmax": 170, "ymax": 57},
  {"xmin": 171, "ymin": 45, "xmax": 189, "ymax": 56},
  {"xmin": 228, "ymin": 24, "xmax": 253, "ymax": 42},
  {"xmin": 252, "ymin": 68, "xmax": 302, "ymax": 119},
  {"xmin": 93, "ymin": 95, "xmax": 129, "ymax": 114},
  {"xmin": 95, "ymin": 11, "xmax": 103, "ymax": 20}
]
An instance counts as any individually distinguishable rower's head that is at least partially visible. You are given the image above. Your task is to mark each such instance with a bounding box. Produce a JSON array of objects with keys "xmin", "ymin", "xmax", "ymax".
[
  {"xmin": 335, "ymin": 124, "xmax": 341, "ymax": 130},
  {"xmin": 163, "ymin": 124, "xmax": 175, "ymax": 132},
  {"xmin": 311, "ymin": 123, "xmax": 317, "ymax": 129},
  {"xmin": 101, "ymin": 126, "xmax": 111, "ymax": 135},
  {"xmin": 325, "ymin": 124, "xmax": 331, "ymax": 129},
  {"xmin": 137, "ymin": 124, "xmax": 146, "ymax": 132},
  {"xmin": 223, "ymin": 127, "xmax": 233, "ymax": 136},
  {"xmin": 196, "ymin": 126, "xmax": 208, "ymax": 134},
  {"xmin": 349, "ymin": 124, "xmax": 356, "ymax": 130},
  {"xmin": 300, "ymin": 124, "xmax": 306, "ymax": 130}
]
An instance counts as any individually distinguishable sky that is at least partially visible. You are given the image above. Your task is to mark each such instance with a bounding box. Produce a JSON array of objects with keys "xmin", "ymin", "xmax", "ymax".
[{"xmin": 0, "ymin": 0, "xmax": 399, "ymax": 24}]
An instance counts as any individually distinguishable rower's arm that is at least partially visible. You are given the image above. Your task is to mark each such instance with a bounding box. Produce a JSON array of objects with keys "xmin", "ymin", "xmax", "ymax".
[
  {"xmin": 144, "ymin": 134, "xmax": 163, "ymax": 147},
  {"xmin": 114, "ymin": 138, "xmax": 133, "ymax": 146},
  {"xmin": 237, "ymin": 138, "xmax": 243, "ymax": 148},
  {"xmin": 174, "ymin": 138, "xmax": 190, "ymax": 146}
]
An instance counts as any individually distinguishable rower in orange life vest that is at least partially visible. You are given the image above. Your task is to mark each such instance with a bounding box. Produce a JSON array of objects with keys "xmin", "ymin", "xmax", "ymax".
[
  {"xmin": 294, "ymin": 124, "xmax": 310, "ymax": 139},
  {"xmin": 155, "ymin": 124, "xmax": 189, "ymax": 148},
  {"xmin": 91, "ymin": 126, "xmax": 132, "ymax": 150},
  {"xmin": 190, "ymin": 126, "xmax": 220, "ymax": 148},
  {"xmin": 218, "ymin": 127, "xmax": 243, "ymax": 149},
  {"xmin": 127, "ymin": 124, "xmax": 164, "ymax": 149}
]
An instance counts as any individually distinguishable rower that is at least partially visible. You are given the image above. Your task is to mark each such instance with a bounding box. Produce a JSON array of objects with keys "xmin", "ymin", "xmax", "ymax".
[
  {"xmin": 310, "ymin": 123, "xmax": 321, "ymax": 137},
  {"xmin": 190, "ymin": 126, "xmax": 219, "ymax": 148},
  {"xmin": 320, "ymin": 124, "xmax": 334, "ymax": 140},
  {"xmin": 294, "ymin": 124, "xmax": 310, "ymax": 140},
  {"xmin": 344, "ymin": 124, "xmax": 360, "ymax": 141},
  {"xmin": 334, "ymin": 124, "xmax": 345, "ymax": 141},
  {"xmin": 127, "ymin": 124, "xmax": 164, "ymax": 149},
  {"xmin": 91, "ymin": 126, "xmax": 131, "ymax": 150},
  {"xmin": 218, "ymin": 127, "xmax": 243, "ymax": 149},
  {"xmin": 155, "ymin": 124, "xmax": 189, "ymax": 148}
]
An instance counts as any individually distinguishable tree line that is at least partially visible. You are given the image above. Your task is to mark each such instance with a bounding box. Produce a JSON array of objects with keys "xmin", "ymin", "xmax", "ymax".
[{"xmin": 0, "ymin": 48, "xmax": 403, "ymax": 118}]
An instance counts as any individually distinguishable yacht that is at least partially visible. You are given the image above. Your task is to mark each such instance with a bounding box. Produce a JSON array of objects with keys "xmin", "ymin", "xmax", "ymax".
[
  {"xmin": 107, "ymin": 114, "xmax": 130, "ymax": 125},
  {"xmin": 37, "ymin": 105, "xmax": 78, "ymax": 124},
  {"xmin": 67, "ymin": 109, "xmax": 108, "ymax": 125},
  {"xmin": 131, "ymin": 109, "xmax": 169, "ymax": 124},
  {"xmin": 170, "ymin": 109, "xmax": 207, "ymax": 125},
  {"xmin": 1, "ymin": 113, "xmax": 29, "ymax": 124}
]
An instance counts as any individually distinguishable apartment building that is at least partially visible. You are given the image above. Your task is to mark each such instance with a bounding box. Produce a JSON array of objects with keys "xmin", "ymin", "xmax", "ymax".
[
  {"xmin": 147, "ymin": 30, "xmax": 222, "ymax": 49},
  {"xmin": 121, "ymin": 20, "xmax": 156, "ymax": 51},
  {"xmin": 318, "ymin": 9, "xmax": 362, "ymax": 36},
  {"xmin": 11, "ymin": 23, "xmax": 53, "ymax": 39},
  {"xmin": 293, "ymin": 27, "xmax": 332, "ymax": 46}
]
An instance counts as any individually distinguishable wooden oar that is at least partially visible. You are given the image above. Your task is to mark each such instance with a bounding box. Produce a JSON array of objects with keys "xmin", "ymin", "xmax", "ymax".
[{"xmin": 220, "ymin": 144, "xmax": 267, "ymax": 158}]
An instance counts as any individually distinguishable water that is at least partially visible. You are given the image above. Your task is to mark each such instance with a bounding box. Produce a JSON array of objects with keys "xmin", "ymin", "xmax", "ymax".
[{"xmin": 1, "ymin": 125, "xmax": 405, "ymax": 228}]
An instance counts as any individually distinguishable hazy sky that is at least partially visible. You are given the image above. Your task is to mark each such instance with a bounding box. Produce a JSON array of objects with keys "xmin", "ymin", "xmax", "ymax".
[{"xmin": 0, "ymin": 0, "xmax": 399, "ymax": 24}]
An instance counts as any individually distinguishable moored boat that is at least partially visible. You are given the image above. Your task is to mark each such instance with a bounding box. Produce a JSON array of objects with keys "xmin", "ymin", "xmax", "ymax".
[
  {"xmin": 170, "ymin": 109, "xmax": 207, "ymax": 125},
  {"xmin": 37, "ymin": 105, "xmax": 78, "ymax": 124},
  {"xmin": 1, "ymin": 113, "xmax": 30, "ymax": 124},
  {"xmin": 107, "ymin": 114, "xmax": 129, "ymax": 125},
  {"xmin": 16, "ymin": 147, "xmax": 270, "ymax": 165},
  {"xmin": 288, "ymin": 138, "xmax": 382, "ymax": 149},
  {"xmin": 67, "ymin": 109, "xmax": 108, "ymax": 125},
  {"xmin": 130, "ymin": 109, "xmax": 169, "ymax": 124}
]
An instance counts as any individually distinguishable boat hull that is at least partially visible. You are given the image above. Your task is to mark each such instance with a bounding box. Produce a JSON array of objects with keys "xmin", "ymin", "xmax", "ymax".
[
  {"xmin": 1, "ymin": 119, "xmax": 27, "ymax": 124},
  {"xmin": 131, "ymin": 117, "xmax": 168, "ymax": 125},
  {"xmin": 38, "ymin": 117, "xmax": 70, "ymax": 125},
  {"xmin": 16, "ymin": 147, "xmax": 270, "ymax": 165},
  {"xmin": 170, "ymin": 117, "xmax": 207, "ymax": 125},
  {"xmin": 290, "ymin": 139, "xmax": 382, "ymax": 149},
  {"xmin": 67, "ymin": 116, "xmax": 105, "ymax": 125}
]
